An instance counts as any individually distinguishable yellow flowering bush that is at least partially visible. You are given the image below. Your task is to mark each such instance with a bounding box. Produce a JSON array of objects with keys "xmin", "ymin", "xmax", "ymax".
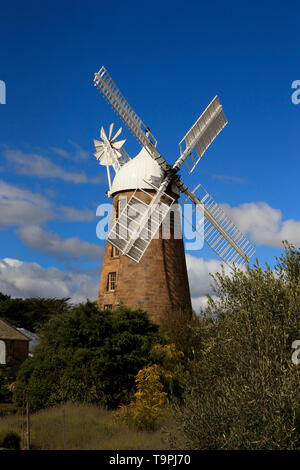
[{"xmin": 115, "ymin": 343, "xmax": 184, "ymax": 431}]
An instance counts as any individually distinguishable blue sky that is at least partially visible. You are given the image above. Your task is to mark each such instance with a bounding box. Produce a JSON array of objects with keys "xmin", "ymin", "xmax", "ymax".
[{"xmin": 0, "ymin": 0, "xmax": 299, "ymax": 310}]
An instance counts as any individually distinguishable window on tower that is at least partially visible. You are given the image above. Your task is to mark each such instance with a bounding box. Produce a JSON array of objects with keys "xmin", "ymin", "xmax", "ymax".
[
  {"xmin": 104, "ymin": 304, "xmax": 113, "ymax": 310},
  {"xmin": 107, "ymin": 272, "xmax": 117, "ymax": 291},
  {"xmin": 111, "ymin": 245, "xmax": 119, "ymax": 257},
  {"xmin": 116, "ymin": 195, "xmax": 127, "ymax": 240},
  {"xmin": 118, "ymin": 196, "xmax": 127, "ymax": 218}
]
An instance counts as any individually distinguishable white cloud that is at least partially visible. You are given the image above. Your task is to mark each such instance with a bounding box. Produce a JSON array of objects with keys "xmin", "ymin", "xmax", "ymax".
[
  {"xmin": 0, "ymin": 180, "xmax": 50, "ymax": 207},
  {"xmin": 50, "ymin": 142, "xmax": 89, "ymax": 161},
  {"xmin": 0, "ymin": 180, "xmax": 54, "ymax": 227},
  {"xmin": 0, "ymin": 258, "xmax": 98, "ymax": 303},
  {"xmin": 186, "ymin": 254, "xmax": 230, "ymax": 298},
  {"xmin": 68, "ymin": 141, "xmax": 89, "ymax": 160},
  {"xmin": 0, "ymin": 180, "xmax": 96, "ymax": 228},
  {"xmin": 2, "ymin": 147, "xmax": 99, "ymax": 184},
  {"xmin": 190, "ymin": 294, "xmax": 218, "ymax": 313},
  {"xmin": 186, "ymin": 254, "xmax": 239, "ymax": 313},
  {"xmin": 222, "ymin": 201, "xmax": 300, "ymax": 248},
  {"xmin": 50, "ymin": 147, "xmax": 70, "ymax": 158},
  {"xmin": 59, "ymin": 206, "xmax": 95, "ymax": 222},
  {"xmin": 17, "ymin": 226, "xmax": 103, "ymax": 261},
  {"xmin": 210, "ymin": 173, "xmax": 246, "ymax": 184}
]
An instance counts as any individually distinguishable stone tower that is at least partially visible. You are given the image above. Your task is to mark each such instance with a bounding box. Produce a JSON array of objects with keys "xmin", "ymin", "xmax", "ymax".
[{"xmin": 97, "ymin": 147, "xmax": 192, "ymax": 324}]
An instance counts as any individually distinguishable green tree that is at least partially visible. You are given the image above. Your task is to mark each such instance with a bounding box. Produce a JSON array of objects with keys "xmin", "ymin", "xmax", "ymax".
[
  {"xmin": 174, "ymin": 243, "xmax": 300, "ymax": 450},
  {"xmin": 0, "ymin": 292, "xmax": 10, "ymax": 302},
  {"xmin": 13, "ymin": 302, "xmax": 161, "ymax": 411},
  {"xmin": 0, "ymin": 296, "xmax": 70, "ymax": 332}
]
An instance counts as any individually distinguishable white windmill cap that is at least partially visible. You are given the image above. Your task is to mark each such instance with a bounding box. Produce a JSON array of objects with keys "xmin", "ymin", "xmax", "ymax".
[{"xmin": 110, "ymin": 146, "xmax": 168, "ymax": 195}]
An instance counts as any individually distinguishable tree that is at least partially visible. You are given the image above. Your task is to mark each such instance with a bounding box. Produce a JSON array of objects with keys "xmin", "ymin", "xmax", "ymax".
[
  {"xmin": 0, "ymin": 292, "xmax": 10, "ymax": 302},
  {"xmin": 0, "ymin": 296, "xmax": 70, "ymax": 332},
  {"xmin": 13, "ymin": 302, "xmax": 162, "ymax": 411},
  {"xmin": 174, "ymin": 243, "xmax": 300, "ymax": 450}
]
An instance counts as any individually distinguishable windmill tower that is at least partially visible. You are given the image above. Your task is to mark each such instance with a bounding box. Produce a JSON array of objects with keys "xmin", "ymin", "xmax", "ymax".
[{"xmin": 93, "ymin": 66, "xmax": 255, "ymax": 323}]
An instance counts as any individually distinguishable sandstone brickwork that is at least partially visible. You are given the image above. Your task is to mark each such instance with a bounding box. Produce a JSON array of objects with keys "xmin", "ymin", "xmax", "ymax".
[{"xmin": 97, "ymin": 189, "xmax": 192, "ymax": 324}]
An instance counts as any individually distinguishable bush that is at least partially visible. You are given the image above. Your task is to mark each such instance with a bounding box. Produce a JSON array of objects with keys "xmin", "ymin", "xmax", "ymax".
[
  {"xmin": 174, "ymin": 243, "xmax": 300, "ymax": 450},
  {"xmin": 115, "ymin": 344, "xmax": 185, "ymax": 431},
  {"xmin": 0, "ymin": 430, "xmax": 21, "ymax": 450},
  {"xmin": 116, "ymin": 363, "xmax": 168, "ymax": 431}
]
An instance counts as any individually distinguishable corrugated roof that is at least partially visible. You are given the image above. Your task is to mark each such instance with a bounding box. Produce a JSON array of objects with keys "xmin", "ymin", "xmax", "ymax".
[
  {"xmin": 17, "ymin": 328, "xmax": 39, "ymax": 351},
  {"xmin": 0, "ymin": 318, "xmax": 30, "ymax": 341}
]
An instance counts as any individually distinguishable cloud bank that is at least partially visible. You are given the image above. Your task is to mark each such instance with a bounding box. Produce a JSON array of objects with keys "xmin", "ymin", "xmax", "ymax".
[
  {"xmin": 0, "ymin": 258, "xmax": 99, "ymax": 303},
  {"xmin": 17, "ymin": 226, "xmax": 103, "ymax": 262},
  {"xmin": 2, "ymin": 147, "xmax": 100, "ymax": 184}
]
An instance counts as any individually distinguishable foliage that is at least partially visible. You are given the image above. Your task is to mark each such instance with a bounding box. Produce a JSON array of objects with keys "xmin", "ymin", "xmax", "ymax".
[
  {"xmin": 149, "ymin": 343, "xmax": 185, "ymax": 401},
  {"xmin": 0, "ymin": 360, "xmax": 15, "ymax": 403},
  {"xmin": 159, "ymin": 308, "xmax": 202, "ymax": 364},
  {"xmin": 13, "ymin": 302, "xmax": 161, "ymax": 411},
  {"xmin": 115, "ymin": 364, "xmax": 168, "ymax": 431},
  {"xmin": 0, "ymin": 430, "xmax": 21, "ymax": 449},
  {"xmin": 0, "ymin": 295, "xmax": 70, "ymax": 332},
  {"xmin": 115, "ymin": 343, "xmax": 185, "ymax": 431},
  {"xmin": 0, "ymin": 402, "xmax": 175, "ymax": 450},
  {"xmin": 174, "ymin": 243, "xmax": 300, "ymax": 449},
  {"xmin": 0, "ymin": 292, "xmax": 10, "ymax": 302}
]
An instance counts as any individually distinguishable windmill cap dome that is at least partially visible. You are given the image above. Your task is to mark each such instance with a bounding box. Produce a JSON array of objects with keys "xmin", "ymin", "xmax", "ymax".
[{"xmin": 110, "ymin": 146, "xmax": 164, "ymax": 195}]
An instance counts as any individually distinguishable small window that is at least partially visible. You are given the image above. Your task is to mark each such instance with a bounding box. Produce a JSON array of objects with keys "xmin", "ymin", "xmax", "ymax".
[
  {"xmin": 111, "ymin": 245, "xmax": 119, "ymax": 257},
  {"xmin": 107, "ymin": 272, "xmax": 117, "ymax": 291},
  {"xmin": 104, "ymin": 304, "xmax": 113, "ymax": 310},
  {"xmin": 118, "ymin": 197, "xmax": 127, "ymax": 218}
]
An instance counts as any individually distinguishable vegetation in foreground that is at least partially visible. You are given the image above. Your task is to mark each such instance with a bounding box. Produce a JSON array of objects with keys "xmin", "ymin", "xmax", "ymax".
[
  {"xmin": 0, "ymin": 242, "xmax": 299, "ymax": 450},
  {"xmin": 172, "ymin": 242, "xmax": 300, "ymax": 449},
  {"xmin": 0, "ymin": 402, "xmax": 176, "ymax": 450},
  {"xmin": 13, "ymin": 304, "xmax": 161, "ymax": 411}
]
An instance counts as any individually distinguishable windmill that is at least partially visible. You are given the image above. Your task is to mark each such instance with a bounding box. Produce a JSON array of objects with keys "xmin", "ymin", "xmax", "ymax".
[{"xmin": 93, "ymin": 66, "xmax": 255, "ymax": 321}]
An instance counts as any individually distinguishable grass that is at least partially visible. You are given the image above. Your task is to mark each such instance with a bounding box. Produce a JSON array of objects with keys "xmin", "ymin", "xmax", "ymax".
[{"xmin": 0, "ymin": 402, "xmax": 179, "ymax": 450}]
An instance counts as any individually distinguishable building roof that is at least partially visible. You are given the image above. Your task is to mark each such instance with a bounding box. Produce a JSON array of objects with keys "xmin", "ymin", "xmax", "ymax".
[
  {"xmin": 110, "ymin": 146, "xmax": 164, "ymax": 195},
  {"xmin": 0, "ymin": 318, "xmax": 30, "ymax": 341},
  {"xmin": 17, "ymin": 328, "xmax": 39, "ymax": 352}
]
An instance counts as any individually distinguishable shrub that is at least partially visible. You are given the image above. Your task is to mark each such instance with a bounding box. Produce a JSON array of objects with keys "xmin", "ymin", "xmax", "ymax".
[
  {"xmin": 174, "ymin": 243, "xmax": 300, "ymax": 449},
  {"xmin": 115, "ymin": 344, "xmax": 185, "ymax": 431},
  {"xmin": 0, "ymin": 430, "xmax": 21, "ymax": 450},
  {"xmin": 116, "ymin": 364, "xmax": 168, "ymax": 431}
]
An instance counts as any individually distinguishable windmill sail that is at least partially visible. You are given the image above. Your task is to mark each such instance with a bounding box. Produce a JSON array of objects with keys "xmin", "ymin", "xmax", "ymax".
[
  {"xmin": 107, "ymin": 184, "xmax": 174, "ymax": 263},
  {"xmin": 94, "ymin": 67, "xmax": 170, "ymax": 173},
  {"xmin": 179, "ymin": 182, "xmax": 255, "ymax": 266},
  {"xmin": 94, "ymin": 125, "xmax": 130, "ymax": 169},
  {"xmin": 93, "ymin": 65, "xmax": 256, "ymax": 269},
  {"xmin": 176, "ymin": 96, "xmax": 227, "ymax": 173}
]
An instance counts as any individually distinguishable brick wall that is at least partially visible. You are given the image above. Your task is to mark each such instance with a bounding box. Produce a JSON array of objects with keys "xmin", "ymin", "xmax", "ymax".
[{"xmin": 97, "ymin": 188, "xmax": 192, "ymax": 324}]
